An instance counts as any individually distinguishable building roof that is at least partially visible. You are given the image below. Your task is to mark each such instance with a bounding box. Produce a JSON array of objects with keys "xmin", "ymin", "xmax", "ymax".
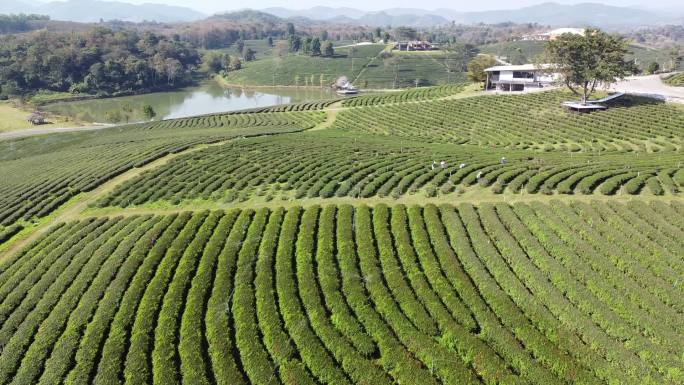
[
  {"xmin": 484, "ymin": 64, "xmax": 553, "ymax": 72},
  {"xmin": 545, "ymin": 28, "xmax": 585, "ymax": 36},
  {"xmin": 490, "ymin": 79, "xmax": 538, "ymax": 85}
]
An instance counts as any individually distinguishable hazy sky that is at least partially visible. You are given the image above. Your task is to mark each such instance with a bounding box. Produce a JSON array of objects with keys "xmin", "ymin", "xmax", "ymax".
[{"xmin": 50, "ymin": 0, "xmax": 682, "ymax": 14}]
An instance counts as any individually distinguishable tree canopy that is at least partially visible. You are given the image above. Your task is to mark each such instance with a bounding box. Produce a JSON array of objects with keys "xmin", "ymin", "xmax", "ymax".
[
  {"xmin": 467, "ymin": 55, "xmax": 497, "ymax": 84},
  {"xmin": 544, "ymin": 28, "xmax": 633, "ymax": 103},
  {"xmin": 0, "ymin": 14, "xmax": 49, "ymax": 34},
  {"xmin": 0, "ymin": 28, "xmax": 200, "ymax": 97}
]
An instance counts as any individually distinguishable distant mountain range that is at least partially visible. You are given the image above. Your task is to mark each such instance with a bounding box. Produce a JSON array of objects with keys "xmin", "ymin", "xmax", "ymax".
[
  {"xmin": 262, "ymin": 2, "xmax": 682, "ymax": 28},
  {"xmin": 0, "ymin": 1, "xmax": 682, "ymax": 28},
  {"xmin": 0, "ymin": 0, "xmax": 206, "ymax": 23}
]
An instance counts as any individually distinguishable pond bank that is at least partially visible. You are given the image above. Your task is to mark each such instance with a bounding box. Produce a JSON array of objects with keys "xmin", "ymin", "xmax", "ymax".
[{"xmin": 42, "ymin": 81, "xmax": 336, "ymax": 124}]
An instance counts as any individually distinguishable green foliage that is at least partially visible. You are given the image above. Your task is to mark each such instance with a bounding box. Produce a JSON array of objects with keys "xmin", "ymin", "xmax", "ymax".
[
  {"xmin": 342, "ymin": 84, "xmax": 466, "ymax": 107},
  {"xmin": 0, "ymin": 28, "xmax": 200, "ymax": 96},
  {"xmin": 332, "ymin": 91, "xmax": 684, "ymax": 153},
  {"xmin": 645, "ymin": 61, "xmax": 660, "ymax": 74},
  {"xmin": 0, "ymin": 14, "xmax": 49, "ymax": 34},
  {"xmin": 235, "ymin": 39, "xmax": 245, "ymax": 54},
  {"xmin": 201, "ymin": 51, "xmax": 231, "ymax": 74},
  {"xmin": 478, "ymin": 40, "xmax": 546, "ymax": 65},
  {"xmin": 243, "ymin": 48, "xmax": 256, "ymax": 62},
  {"xmin": 664, "ymin": 72, "xmax": 684, "ymax": 87},
  {"xmin": 467, "ymin": 54, "xmax": 498, "ymax": 83},
  {"xmin": 323, "ymin": 41, "xmax": 335, "ymax": 57},
  {"xmin": 0, "ymin": 109, "xmax": 324, "ymax": 227},
  {"xmin": 544, "ymin": 28, "xmax": 633, "ymax": 103},
  {"xmin": 0, "ymin": 224, "xmax": 23, "ymax": 244},
  {"xmin": 311, "ymin": 37, "xmax": 321, "ymax": 56},
  {"xmin": 0, "ymin": 201, "xmax": 682, "ymax": 384},
  {"xmin": 97, "ymin": 128, "xmax": 683, "ymax": 209},
  {"xmin": 223, "ymin": 44, "xmax": 469, "ymax": 88},
  {"xmin": 142, "ymin": 104, "xmax": 156, "ymax": 119}
]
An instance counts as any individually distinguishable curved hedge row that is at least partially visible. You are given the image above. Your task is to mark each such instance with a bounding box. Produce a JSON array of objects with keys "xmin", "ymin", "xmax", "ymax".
[
  {"xmin": 342, "ymin": 84, "xmax": 467, "ymax": 107},
  {"xmin": 0, "ymin": 110, "xmax": 325, "ymax": 227},
  {"xmin": 332, "ymin": 91, "xmax": 684, "ymax": 153},
  {"xmin": 97, "ymin": 133, "xmax": 684, "ymax": 208},
  {"xmin": 0, "ymin": 201, "xmax": 681, "ymax": 384},
  {"xmin": 663, "ymin": 73, "xmax": 684, "ymax": 87}
]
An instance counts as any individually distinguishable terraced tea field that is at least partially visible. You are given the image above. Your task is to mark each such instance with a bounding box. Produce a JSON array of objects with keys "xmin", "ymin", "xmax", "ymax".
[
  {"xmin": 0, "ymin": 202, "xmax": 683, "ymax": 385},
  {"xmin": 223, "ymin": 45, "xmax": 469, "ymax": 89},
  {"xmin": 354, "ymin": 51, "xmax": 469, "ymax": 89},
  {"xmin": 0, "ymin": 110, "xmax": 324, "ymax": 226},
  {"xmin": 341, "ymin": 84, "xmax": 468, "ymax": 107},
  {"xmin": 332, "ymin": 91, "xmax": 684, "ymax": 152},
  {"xmin": 97, "ymin": 132, "xmax": 684, "ymax": 209},
  {"xmin": 664, "ymin": 73, "xmax": 684, "ymax": 87},
  {"xmin": 0, "ymin": 85, "xmax": 683, "ymax": 385}
]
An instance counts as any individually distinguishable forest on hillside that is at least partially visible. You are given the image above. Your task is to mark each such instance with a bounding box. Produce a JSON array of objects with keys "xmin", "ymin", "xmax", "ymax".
[{"xmin": 0, "ymin": 28, "xmax": 200, "ymax": 98}]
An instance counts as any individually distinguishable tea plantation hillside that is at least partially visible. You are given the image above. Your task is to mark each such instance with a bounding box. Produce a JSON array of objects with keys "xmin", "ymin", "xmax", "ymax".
[
  {"xmin": 332, "ymin": 91, "xmax": 684, "ymax": 152},
  {"xmin": 98, "ymin": 131, "xmax": 683, "ymax": 209},
  {"xmin": 0, "ymin": 86, "xmax": 683, "ymax": 385},
  {"xmin": 664, "ymin": 73, "xmax": 684, "ymax": 87},
  {"xmin": 0, "ymin": 109, "xmax": 325, "ymax": 226},
  {"xmin": 0, "ymin": 203, "xmax": 683, "ymax": 385},
  {"xmin": 222, "ymin": 45, "xmax": 469, "ymax": 89}
]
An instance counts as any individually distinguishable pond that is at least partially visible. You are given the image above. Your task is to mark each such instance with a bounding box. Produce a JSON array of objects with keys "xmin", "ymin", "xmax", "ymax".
[{"xmin": 43, "ymin": 81, "xmax": 335, "ymax": 123}]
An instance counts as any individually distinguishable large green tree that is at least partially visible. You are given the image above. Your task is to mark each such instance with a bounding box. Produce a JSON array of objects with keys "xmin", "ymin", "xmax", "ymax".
[
  {"xmin": 544, "ymin": 28, "xmax": 632, "ymax": 104},
  {"xmin": 323, "ymin": 41, "xmax": 335, "ymax": 57},
  {"xmin": 311, "ymin": 38, "xmax": 322, "ymax": 56},
  {"xmin": 467, "ymin": 54, "xmax": 497, "ymax": 85}
]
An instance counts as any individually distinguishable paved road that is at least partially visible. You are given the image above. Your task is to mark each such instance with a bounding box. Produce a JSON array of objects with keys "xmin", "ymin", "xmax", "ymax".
[
  {"xmin": 609, "ymin": 74, "xmax": 684, "ymax": 104},
  {"xmin": 0, "ymin": 123, "xmax": 115, "ymax": 140}
]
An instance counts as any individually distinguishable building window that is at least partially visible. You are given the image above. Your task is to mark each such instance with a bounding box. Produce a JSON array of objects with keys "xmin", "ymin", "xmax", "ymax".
[{"xmin": 513, "ymin": 71, "xmax": 534, "ymax": 79}]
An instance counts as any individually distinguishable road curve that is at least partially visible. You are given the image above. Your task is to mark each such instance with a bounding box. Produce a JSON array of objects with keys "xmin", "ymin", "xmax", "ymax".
[{"xmin": 610, "ymin": 74, "xmax": 684, "ymax": 104}]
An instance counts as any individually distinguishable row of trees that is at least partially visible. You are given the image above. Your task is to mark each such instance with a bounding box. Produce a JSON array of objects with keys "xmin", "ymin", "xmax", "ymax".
[
  {"xmin": 0, "ymin": 28, "xmax": 201, "ymax": 97},
  {"xmin": 0, "ymin": 14, "xmax": 49, "ymax": 34},
  {"xmin": 201, "ymin": 52, "xmax": 243, "ymax": 75},
  {"xmin": 286, "ymin": 24, "xmax": 335, "ymax": 57},
  {"xmin": 287, "ymin": 36, "xmax": 335, "ymax": 56}
]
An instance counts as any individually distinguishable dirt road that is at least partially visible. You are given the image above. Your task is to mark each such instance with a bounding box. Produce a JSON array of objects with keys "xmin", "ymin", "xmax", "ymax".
[{"xmin": 0, "ymin": 123, "xmax": 115, "ymax": 140}]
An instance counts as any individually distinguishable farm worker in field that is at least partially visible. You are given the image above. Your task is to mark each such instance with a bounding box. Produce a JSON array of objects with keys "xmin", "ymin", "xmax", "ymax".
[
  {"xmin": 459, "ymin": 163, "xmax": 466, "ymax": 169},
  {"xmin": 477, "ymin": 171, "xmax": 483, "ymax": 179},
  {"xmin": 431, "ymin": 161, "xmax": 436, "ymax": 170},
  {"xmin": 440, "ymin": 161, "xmax": 446, "ymax": 169},
  {"xmin": 500, "ymin": 157, "xmax": 507, "ymax": 164}
]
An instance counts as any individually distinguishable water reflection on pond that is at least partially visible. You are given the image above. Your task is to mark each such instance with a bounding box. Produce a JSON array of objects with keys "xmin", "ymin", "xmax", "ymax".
[{"xmin": 44, "ymin": 81, "xmax": 334, "ymax": 123}]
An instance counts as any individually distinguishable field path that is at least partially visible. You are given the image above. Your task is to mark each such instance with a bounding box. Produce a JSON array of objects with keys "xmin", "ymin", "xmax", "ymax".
[
  {"xmin": 4, "ymin": 84, "xmax": 681, "ymax": 260},
  {"xmin": 0, "ymin": 123, "xmax": 117, "ymax": 140},
  {"xmin": 0, "ymin": 139, "xmax": 229, "ymax": 261},
  {"xmin": 309, "ymin": 101, "xmax": 344, "ymax": 130}
]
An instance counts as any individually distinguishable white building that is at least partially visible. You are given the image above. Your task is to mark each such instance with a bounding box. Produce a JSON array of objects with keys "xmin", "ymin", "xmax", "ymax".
[
  {"xmin": 521, "ymin": 28, "xmax": 585, "ymax": 41},
  {"xmin": 484, "ymin": 64, "xmax": 559, "ymax": 92}
]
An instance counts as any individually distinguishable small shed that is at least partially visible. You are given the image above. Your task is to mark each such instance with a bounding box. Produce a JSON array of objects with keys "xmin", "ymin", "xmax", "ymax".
[{"xmin": 27, "ymin": 112, "xmax": 47, "ymax": 125}]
